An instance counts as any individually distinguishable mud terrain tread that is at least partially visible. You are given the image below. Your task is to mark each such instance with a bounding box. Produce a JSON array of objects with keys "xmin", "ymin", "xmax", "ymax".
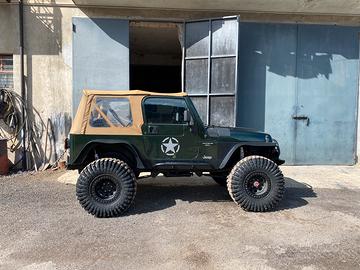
[
  {"xmin": 76, "ymin": 158, "xmax": 137, "ymax": 217},
  {"xmin": 227, "ymin": 155, "xmax": 285, "ymax": 212}
]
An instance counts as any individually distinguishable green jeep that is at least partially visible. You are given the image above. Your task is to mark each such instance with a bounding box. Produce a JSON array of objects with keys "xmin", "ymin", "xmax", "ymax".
[{"xmin": 68, "ymin": 90, "xmax": 285, "ymax": 217}]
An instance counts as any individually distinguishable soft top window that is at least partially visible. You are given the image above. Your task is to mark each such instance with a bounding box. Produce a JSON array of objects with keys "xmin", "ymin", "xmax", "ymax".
[
  {"xmin": 143, "ymin": 97, "xmax": 188, "ymax": 124},
  {"xmin": 90, "ymin": 97, "xmax": 132, "ymax": 128}
]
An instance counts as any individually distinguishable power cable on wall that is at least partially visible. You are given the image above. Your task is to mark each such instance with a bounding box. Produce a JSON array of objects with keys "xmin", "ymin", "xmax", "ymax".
[{"xmin": 0, "ymin": 88, "xmax": 56, "ymax": 171}]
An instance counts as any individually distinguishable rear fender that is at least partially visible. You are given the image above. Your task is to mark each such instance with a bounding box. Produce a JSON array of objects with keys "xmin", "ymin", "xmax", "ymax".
[{"xmin": 71, "ymin": 140, "xmax": 145, "ymax": 169}]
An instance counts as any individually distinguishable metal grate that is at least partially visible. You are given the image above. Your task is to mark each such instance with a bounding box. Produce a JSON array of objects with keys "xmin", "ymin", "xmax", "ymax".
[{"xmin": 0, "ymin": 55, "xmax": 13, "ymax": 89}]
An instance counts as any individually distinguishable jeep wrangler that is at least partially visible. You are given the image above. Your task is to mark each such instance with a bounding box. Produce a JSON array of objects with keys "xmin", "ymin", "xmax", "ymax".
[{"xmin": 68, "ymin": 90, "xmax": 285, "ymax": 217}]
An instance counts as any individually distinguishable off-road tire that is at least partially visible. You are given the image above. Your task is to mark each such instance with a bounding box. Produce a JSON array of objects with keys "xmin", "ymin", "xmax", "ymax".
[
  {"xmin": 99, "ymin": 152, "xmax": 140, "ymax": 178},
  {"xmin": 76, "ymin": 158, "xmax": 137, "ymax": 217},
  {"xmin": 227, "ymin": 155, "xmax": 284, "ymax": 212}
]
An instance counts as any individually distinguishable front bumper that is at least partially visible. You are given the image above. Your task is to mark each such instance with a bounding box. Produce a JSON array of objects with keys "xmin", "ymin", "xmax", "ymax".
[{"xmin": 274, "ymin": 158, "xmax": 285, "ymax": 165}]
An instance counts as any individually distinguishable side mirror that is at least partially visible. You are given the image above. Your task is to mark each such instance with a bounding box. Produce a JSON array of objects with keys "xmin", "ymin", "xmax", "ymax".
[{"xmin": 183, "ymin": 110, "xmax": 191, "ymax": 124}]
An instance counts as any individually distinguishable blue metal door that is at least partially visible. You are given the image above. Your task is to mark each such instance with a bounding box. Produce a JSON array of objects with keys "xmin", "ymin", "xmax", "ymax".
[
  {"xmin": 72, "ymin": 17, "xmax": 129, "ymax": 114},
  {"xmin": 238, "ymin": 22, "xmax": 359, "ymax": 164},
  {"xmin": 238, "ymin": 22, "xmax": 298, "ymax": 163},
  {"xmin": 294, "ymin": 25, "xmax": 359, "ymax": 164}
]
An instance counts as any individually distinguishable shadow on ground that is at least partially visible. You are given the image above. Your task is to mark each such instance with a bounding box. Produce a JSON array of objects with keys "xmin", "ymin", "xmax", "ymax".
[
  {"xmin": 277, "ymin": 177, "xmax": 317, "ymax": 211},
  {"xmin": 128, "ymin": 177, "xmax": 317, "ymax": 215}
]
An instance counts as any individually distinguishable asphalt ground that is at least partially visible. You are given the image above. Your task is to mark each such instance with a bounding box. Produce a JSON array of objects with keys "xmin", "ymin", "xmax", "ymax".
[{"xmin": 0, "ymin": 166, "xmax": 359, "ymax": 270}]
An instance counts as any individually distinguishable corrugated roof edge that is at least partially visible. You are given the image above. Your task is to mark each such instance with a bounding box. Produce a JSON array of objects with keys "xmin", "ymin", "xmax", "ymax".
[{"xmin": 83, "ymin": 89, "xmax": 187, "ymax": 97}]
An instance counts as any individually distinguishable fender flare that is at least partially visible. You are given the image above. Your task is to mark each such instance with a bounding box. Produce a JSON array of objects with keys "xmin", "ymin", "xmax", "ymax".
[
  {"xmin": 219, "ymin": 142, "xmax": 276, "ymax": 169},
  {"xmin": 73, "ymin": 139, "xmax": 145, "ymax": 169}
]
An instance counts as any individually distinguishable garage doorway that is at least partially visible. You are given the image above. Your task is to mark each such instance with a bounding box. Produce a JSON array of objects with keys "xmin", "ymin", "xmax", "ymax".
[{"xmin": 129, "ymin": 21, "xmax": 182, "ymax": 93}]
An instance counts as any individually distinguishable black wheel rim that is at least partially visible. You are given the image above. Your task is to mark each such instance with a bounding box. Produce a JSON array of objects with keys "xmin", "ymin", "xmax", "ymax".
[
  {"xmin": 244, "ymin": 171, "xmax": 271, "ymax": 198},
  {"xmin": 90, "ymin": 174, "xmax": 121, "ymax": 202}
]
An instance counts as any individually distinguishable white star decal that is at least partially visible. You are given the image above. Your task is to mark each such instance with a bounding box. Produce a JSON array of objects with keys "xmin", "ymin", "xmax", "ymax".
[{"xmin": 161, "ymin": 137, "xmax": 180, "ymax": 156}]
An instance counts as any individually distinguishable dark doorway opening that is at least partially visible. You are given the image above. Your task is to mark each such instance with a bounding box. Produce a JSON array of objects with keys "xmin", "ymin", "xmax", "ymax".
[{"xmin": 129, "ymin": 21, "xmax": 182, "ymax": 93}]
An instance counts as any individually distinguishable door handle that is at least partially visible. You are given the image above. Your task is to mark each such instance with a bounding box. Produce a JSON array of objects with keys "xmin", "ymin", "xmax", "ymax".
[
  {"xmin": 292, "ymin": 115, "xmax": 310, "ymax": 126},
  {"xmin": 148, "ymin": 126, "xmax": 159, "ymax": 134}
]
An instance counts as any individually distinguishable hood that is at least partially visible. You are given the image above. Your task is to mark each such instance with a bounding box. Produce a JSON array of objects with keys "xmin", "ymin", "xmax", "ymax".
[{"xmin": 206, "ymin": 126, "xmax": 271, "ymax": 142}]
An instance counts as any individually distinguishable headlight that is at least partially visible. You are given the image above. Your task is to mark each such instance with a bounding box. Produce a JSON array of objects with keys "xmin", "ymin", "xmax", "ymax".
[{"xmin": 265, "ymin": 134, "xmax": 271, "ymax": 142}]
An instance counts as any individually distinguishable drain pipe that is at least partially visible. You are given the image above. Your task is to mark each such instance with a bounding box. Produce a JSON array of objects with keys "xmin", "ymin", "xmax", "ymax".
[{"xmin": 19, "ymin": 0, "xmax": 27, "ymax": 170}]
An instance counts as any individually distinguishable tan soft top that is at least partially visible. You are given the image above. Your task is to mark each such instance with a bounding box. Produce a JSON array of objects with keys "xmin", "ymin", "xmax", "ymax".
[
  {"xmin": 83, "ymin": 89, "xmax": 187, "ymax": 97},
  {"xmin": 71, "ymin": 90, "xmax": 187, "ymax": 135}
]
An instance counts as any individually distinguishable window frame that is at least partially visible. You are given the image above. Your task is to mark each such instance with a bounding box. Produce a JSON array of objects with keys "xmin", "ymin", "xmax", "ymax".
[
  {"xmin": 141, "ymin": 96, "xmax": 192, "ymax": 125},
  {"xmin": 88, "ymin": 96, "xmax": 133, "ymax": 128},
  {"xmin": 0, "ymin": 54, "xmax": 14, "ymax": 89},
  {"xmin": 182, "ymin": 16, "xmax": 240, "ymax": 127}
]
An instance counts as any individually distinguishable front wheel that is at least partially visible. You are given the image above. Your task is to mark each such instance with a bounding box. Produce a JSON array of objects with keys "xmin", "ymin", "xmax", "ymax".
[
  {"xmin": 227, "ymin": 155, "xmax": 285, "ymax": 212},
  {"xmin": 76, "ymin": 158, "xmax": 137, "ymax": 217}
]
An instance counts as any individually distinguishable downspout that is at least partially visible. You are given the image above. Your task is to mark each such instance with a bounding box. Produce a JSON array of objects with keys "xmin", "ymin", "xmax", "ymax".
[{"xmin": 19, "ymin": 0, "xmax": 27, "ymax": 170}]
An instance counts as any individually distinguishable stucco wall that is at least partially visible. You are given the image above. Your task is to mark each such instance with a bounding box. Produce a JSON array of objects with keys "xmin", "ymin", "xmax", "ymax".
[
  {"xmin": 18, "ymin": 0, "xmax": 360, "ymax": 16},
  {"xmin": 0, "ymin": 1, "xmax": 359, "ymax": 168},
  {"xmin": 357, "ymin": 84, "xmax": 360, "ymax": 163}
]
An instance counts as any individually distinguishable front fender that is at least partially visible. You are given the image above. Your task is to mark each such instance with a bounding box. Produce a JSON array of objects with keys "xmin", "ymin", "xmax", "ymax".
[{"xmin": 218, "ymin": 142, "xmax": 279, "ymax": 169}]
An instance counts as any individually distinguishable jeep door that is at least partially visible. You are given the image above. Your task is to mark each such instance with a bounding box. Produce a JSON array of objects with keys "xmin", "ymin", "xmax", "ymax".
[{"xmin": 141, "ymin": 97, "xmax": 200, "ymax": 163}]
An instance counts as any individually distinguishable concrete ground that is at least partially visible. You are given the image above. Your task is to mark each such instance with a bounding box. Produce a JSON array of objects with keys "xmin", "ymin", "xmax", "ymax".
[{"xmin": 0, "ymin": 166, "xmax": 360, "ymax": 270}]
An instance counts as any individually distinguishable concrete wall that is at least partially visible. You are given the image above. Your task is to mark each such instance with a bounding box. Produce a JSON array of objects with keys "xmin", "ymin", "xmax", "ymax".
[
  {"xmin": 0, "ymin": 1, "xmax": 360, "ymax": 168},
  {"xmin": 42, "ymin": 0, "xmax": 360, "ymax": 16},
  {"xmin": 357, "ymin": 81, "xmax": 360, "ymax": 164}
]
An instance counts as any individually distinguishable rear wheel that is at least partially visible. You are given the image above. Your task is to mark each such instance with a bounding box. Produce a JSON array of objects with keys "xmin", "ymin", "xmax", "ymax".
[
  {"xmin": 227, "ymin": 155, "xmax": 285, "ymax": 212},
  {"xmin": 99, "ymin": 151, "xmax": 140, "ymax": 178},
  {"xmin": 76, "ymin": 158, "xmax": 137, "ymax": 217}
]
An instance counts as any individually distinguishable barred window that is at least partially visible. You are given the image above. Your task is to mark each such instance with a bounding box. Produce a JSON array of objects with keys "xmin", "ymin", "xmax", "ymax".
[{"xmin": 0, "ymin": 55, "xmax": 13, "ymax": 89}]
